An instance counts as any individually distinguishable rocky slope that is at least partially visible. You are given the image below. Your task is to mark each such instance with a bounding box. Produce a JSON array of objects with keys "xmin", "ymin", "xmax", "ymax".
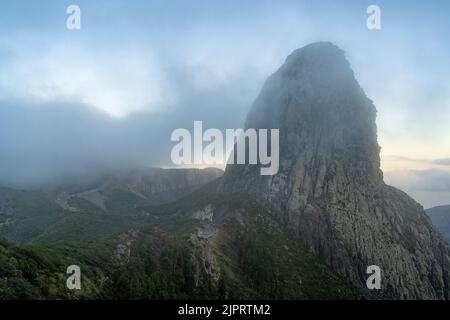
[
  {"xmin": 65, "ymin": 167, "xmax": 224, "ymax": 212},
  {"xmin": 223, "ymin": 42, "xmax": 450, "ymax": 299},
  {"xmin": 427, "ymin": 205, "xmax": 450, "ymax": 242},
  {"xmin": 0, "ymin": 168, "xmax": 223, "ymax": 243},
  {"xmin": 0, "ymin": 186, "xmax": 361, "ymax": 299}
]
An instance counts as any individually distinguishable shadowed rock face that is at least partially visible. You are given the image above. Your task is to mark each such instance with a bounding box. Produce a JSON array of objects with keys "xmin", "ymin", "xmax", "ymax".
[{"xmin": 223, "ymin": 42, "xmax": 450, "ymax": 299}]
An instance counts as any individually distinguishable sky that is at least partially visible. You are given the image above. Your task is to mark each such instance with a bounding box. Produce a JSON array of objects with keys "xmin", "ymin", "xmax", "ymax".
[{"xmin": 0, "ymin": 0, "xmax": 449, "ymax": 208}]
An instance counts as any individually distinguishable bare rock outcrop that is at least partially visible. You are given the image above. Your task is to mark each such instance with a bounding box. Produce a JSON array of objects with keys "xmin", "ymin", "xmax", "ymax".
[{"xmin": 223, "ymin": 42, "xmax": 450, "ymax": 299}]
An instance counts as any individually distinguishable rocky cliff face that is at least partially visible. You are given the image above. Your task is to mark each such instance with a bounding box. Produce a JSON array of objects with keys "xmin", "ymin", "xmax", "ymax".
[
  {"xmin": 223, "ymin": 42, "xmax": 450, "ymax": 299},
  {"xmin": 66, "ymin": 167, "xmax": 224, "ymax": 212},
  {"xmin": 111, "ymin": 168, "xmax": 224, "ymax": 197}
]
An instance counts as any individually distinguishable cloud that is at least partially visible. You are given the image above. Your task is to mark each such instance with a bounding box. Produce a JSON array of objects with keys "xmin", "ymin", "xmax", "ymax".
[
  {"xmin": 410, "ymin": 170, "xmax": 450, "ymax": 192},
  {"xmin": 384, "ymin": 168, "xmax": 450, "ymax": 208},
  {"xmin": 383, "ymin": 156, "xmax": 450, "ymax": 193},
  {"xmin": 0, "ymin": 43, "xmax": 174, "ymax": 117},
  {"xmin": 433, "ymin": 158, "xmax": 450, "ymax": 166},
  {"xmin": 0, "ymin": 25, "xmax": 271, "ymax": 189},
  {"xmin": 382, "ymin": 155, "xmax": 450, "ymax": 172},
  {"xmin": 0, "ymin": 57, "xmax": 255, "ymax": 189}
]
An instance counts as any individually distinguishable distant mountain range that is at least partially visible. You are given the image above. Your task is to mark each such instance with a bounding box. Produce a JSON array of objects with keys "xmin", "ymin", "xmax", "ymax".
[
  {"xmin": 0, "ymin": 168, "xmax": 222, "ymax": 244},
  {"xmin": 427, "ymin": 205, "xmax": 450, "ymax": 242}
]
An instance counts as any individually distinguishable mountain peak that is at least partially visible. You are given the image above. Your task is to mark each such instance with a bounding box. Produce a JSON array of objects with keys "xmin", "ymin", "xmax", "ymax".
[
  {"xmin": 224, "ymin": 42, "xmax": 450, "ymax": 299},
  {"xmin": 280, "ymin": 42, "xmax": 352, "ymax": 84},
  {"xmin": 242, "ymin": 42, "xmax": 381, "ymax": 181},
  {"xmin": 285, "ymin": 41, "xmax": 345, "ymax": 64}
]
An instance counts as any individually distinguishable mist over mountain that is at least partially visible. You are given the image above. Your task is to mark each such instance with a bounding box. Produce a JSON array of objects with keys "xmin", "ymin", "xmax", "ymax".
[
  {"xmin": 0, "ymin": 71, "xmax": 253, "ymax": 189},
  {"xmin": 0, "ymin": 167, "xmax": 223, "ymax": 244},
  {"xmin": 0, "ymin": 42, "xmax": 449, "ymax": 301},
  {"xmin": 223, "ymin": 42, "xmax": 450, "ymax": 299}
]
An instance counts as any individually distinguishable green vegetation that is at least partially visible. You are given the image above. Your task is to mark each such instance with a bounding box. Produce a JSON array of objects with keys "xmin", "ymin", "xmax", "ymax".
[
  {"xmin": 0, "ymin": 190, "xmax": 66, "ymax": 243},
  {"xmin": 210, "ymin": 194, "xmax": 362, "ymax": 299},
  {"xmin": 0, "ymin": 181, "xmax": 362, "ymax": 300}
]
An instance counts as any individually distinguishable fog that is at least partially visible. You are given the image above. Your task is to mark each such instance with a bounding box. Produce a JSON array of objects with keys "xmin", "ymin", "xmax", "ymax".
[{"xmin": 0, "ymin": 75, "xmax": 255, "ymax": 188}]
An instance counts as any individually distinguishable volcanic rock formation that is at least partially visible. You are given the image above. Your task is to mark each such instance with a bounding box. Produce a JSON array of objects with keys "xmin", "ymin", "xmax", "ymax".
[{"xmin": 223, "ymin": 42, "xmax": 450, "ymax": 299}]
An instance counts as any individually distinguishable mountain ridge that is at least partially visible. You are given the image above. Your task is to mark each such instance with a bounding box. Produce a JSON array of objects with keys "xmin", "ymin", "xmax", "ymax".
[{"xmin": 0, "ymin": 167, "xmax": 223, "ymax": 244}]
